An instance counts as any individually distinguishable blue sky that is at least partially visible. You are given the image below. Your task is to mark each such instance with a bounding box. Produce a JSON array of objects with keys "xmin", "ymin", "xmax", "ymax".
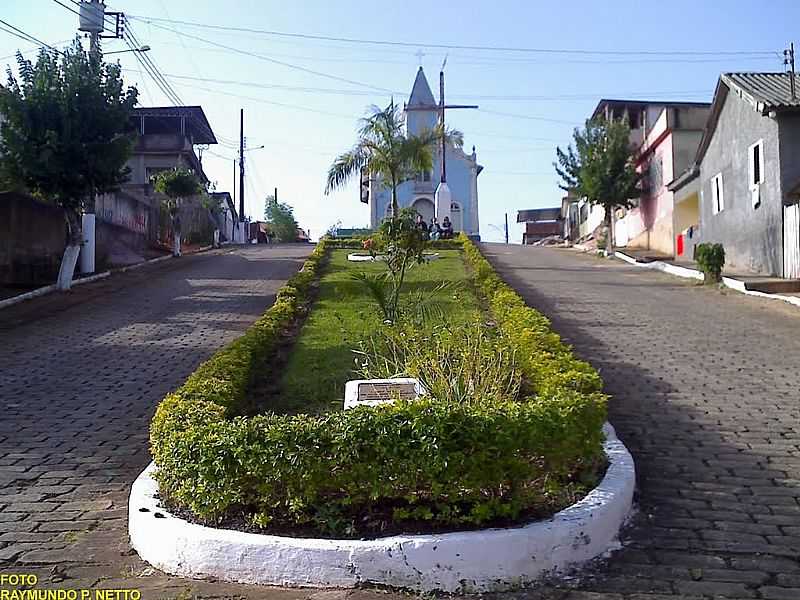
[{"xmin": 2, "ymin": 0, "xmax": 797, "ymax": 241}]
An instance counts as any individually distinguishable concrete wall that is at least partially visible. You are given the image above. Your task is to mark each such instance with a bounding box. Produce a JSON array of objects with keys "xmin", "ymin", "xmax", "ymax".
[
  {"xmin": 0, "ymin": 192, "xmax": 65, "ymax": 286},
  {"xmin": 698, "ymin": 91, "xmax": 782, "ymax": 275}
]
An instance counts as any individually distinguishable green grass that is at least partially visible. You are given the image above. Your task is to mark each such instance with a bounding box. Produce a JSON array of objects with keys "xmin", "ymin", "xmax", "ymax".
[{"xmin": 276, "ymin": 249, "xmax": 481, "ymax": 414}]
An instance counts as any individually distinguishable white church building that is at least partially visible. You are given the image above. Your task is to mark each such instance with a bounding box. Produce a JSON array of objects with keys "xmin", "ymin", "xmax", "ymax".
[{"xmin": 368, "ymin": 67, "xmax": 483, "ymax": 239}]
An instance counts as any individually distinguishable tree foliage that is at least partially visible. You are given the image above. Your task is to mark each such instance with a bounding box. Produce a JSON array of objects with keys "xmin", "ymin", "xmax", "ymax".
[
  {"xmin": 325, "ymin": 101, "xmax": 462, "ymax": 216},
  {"xmin": 153, "ymin": 167, "xmax": 204, "ymax": 209},
  {"xmin": 0, "ymin": 39, "xmax": 138, "ymax": 244},
  {"xmin": 554, "ymin": 119, "xmax": 641, "ymax": 251},
  {"xmin": 264, "ymin": 194, "xmax": 298, "ymax": 242}
]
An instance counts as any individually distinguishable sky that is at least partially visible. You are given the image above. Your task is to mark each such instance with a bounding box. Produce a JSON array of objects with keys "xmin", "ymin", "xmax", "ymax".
[{"xmin": 2, "ymin": 0, "xmax": 799, "ymax": 242}]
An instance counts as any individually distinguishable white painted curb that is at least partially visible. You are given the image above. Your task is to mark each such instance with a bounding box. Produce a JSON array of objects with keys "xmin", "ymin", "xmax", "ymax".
[
  {"xmin": 0, "ymin": 270, "xmax": 111, "ymax": 310},
  {"xmin": 129, "ymin": 423, "xmax": 634, "ymax": 593},
  {"xmin": 0, "ymin": 245, "xmax": 219, "ymax": 311},
  {"xmin": 614, "ymin": 251, "xmax": 800, "ymax": 308}
]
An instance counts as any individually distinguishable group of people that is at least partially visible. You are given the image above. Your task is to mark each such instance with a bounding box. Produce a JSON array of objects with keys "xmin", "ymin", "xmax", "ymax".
[{"xmin": 415, "ymin": 214, "xmax": 455, "ymax": 240}]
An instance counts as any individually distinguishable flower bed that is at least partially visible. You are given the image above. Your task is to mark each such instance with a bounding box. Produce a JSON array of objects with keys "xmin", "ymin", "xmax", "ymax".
[{"xmin": 149, "ymin": 236, "xmax": 607, "ymax": 540}]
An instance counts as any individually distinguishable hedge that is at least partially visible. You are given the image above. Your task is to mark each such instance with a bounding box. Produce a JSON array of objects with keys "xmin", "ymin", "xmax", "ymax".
[{"xmin": 150, "ymin": 236, "xmax": 607, "ymax": 536}]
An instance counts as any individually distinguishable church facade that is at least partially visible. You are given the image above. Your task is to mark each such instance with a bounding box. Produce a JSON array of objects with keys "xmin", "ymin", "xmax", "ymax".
[{"xmin": 368, "ymin": 67, "xmax": 482, "ymax": 239}]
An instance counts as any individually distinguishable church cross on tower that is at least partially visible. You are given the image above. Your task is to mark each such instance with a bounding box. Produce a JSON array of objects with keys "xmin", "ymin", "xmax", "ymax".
[{"xmin": 437, "ymin": 58, "xmax": 478, "ymax": 183}]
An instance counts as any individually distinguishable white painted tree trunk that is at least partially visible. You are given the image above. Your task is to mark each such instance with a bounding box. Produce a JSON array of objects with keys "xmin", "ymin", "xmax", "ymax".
[
  {"xmin": 173, "ymin": 234, "xmax": 181, "ymax": 257},
  {"xmin": 56, "ymin": 245, "xmax": 81, "ymax": 290}
]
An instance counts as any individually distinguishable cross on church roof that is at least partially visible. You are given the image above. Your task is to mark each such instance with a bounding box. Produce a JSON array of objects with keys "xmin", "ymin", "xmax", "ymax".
[{"xmin": 415, "ymin": 49, "xmax": 425, "ymax": 67}]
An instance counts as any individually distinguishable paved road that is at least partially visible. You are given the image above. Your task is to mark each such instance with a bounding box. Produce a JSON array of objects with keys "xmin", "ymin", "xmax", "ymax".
[
  {"xmin": 3, "ymin": 242, "xmax": 799, "ymax": 600},
  {"xmin": 482, "ymin": 244, "xmax": 800, "ymax": 600},
  {"xmin": 0, "ymin": 245, "xmax": 336, "ymax": 598}
]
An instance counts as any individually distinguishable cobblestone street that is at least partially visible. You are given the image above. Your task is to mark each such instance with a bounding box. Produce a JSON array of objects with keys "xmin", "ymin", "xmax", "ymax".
[
  {"xmin": 2, "ymin": 242, "xmax": 799, "ymax": 599},
  {"xmin": 482, "ymin": 244, "xmax": 800, "ymax": 600}
]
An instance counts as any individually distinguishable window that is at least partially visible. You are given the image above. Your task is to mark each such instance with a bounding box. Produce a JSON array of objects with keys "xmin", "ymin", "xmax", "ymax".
[
  {"xmin": 416, "ymin": 170, "xmax": 431, "ymax": 182},
  {"xmin": 749, "ymin": 140, "xmax": 763, "ymax": 209},
  {"xmin": 711, "ymin": 173, "xmax": 724, "ymax": 215}
]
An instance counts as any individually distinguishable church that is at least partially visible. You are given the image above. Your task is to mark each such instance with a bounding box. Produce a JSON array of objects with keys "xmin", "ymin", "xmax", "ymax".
[{"xmin": 368, "ymin": 67, "xmax": 483, "ymax": 239}]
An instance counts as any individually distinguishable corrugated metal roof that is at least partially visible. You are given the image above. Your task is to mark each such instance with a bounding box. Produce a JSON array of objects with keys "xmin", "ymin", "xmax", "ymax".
[{"xmin": 723, "ymin": 72, "xmax": 800, "ymax": 112}]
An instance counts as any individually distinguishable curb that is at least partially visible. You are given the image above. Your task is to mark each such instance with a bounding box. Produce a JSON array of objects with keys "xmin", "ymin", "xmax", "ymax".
[
  {"xmin": 128, "ymin": 423, "xmax": 635, "ymax": 593},
  {"xmin": 613, "ymin": 251, "xmax": 800, "ymax": 308},
  {"xmin": 0, "ymin": 270, "xmax": 110, "ymax": 310},
  {"xmin": 0, "ymin": 245, "xmax": 217, "ymax": 311}
]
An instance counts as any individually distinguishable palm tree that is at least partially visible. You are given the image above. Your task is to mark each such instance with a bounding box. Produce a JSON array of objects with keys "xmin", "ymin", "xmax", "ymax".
[{"xmin": 325, "ymin": 101, "xmax": 463, "ymax": 216}]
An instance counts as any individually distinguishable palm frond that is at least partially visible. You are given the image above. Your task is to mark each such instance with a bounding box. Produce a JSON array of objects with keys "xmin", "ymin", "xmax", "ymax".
[{"xmin": 325, "ymin": 145, "xmax": 367, "ymax": 194}]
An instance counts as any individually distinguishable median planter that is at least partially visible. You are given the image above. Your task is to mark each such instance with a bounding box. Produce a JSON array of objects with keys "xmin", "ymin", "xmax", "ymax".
[{"xmin": 129, "ymin": 423, "xmax": 633, "ymax": 593}]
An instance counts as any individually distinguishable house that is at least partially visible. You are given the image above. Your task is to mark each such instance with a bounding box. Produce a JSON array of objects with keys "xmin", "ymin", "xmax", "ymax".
[
  {"xmin": 517, "ymin": 208, "xmax": 563, "ymax": 244},
  {"xmin": 369, "ymin": 67, "xmax": 483, "ymax": 239},
  {"xmin": 210, "ymin": 191, "xmax": 237, "ymax": 243},
  {"xmin": 670, "ymin": 73, "xmax": 800, "ymax": 278},
  {"xmin": 591, "ymin": 99, "xmax": 711, "ymax": 255},
  {"xmin": 94, "ymin": 105, "xmax": 219, "ymax": 263}
]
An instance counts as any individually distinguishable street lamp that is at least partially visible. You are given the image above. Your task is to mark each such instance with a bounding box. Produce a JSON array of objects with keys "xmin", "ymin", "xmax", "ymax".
[{"xmin": 105, "ymin": 45, "xmax": 150, "ymax": 56}]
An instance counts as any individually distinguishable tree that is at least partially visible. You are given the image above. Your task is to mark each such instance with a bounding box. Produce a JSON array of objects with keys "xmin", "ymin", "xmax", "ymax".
[
  {"xmin": 153, "ymin": 168, "xmax": 204, "ymax": 256},
  {"xmin": 0, "ymin": 40, "xmax": 138, "ymax": 289},
  {"xmin": 555, "ymin": 118, "xmax": 641, "ymax": 255},
  {"xmin": 324, "ymin": 101, "xmax": 463, "ymax": 216},
  {"xmin": 264, "ymin": 195, "xmax": 298, "ymax": 242}
]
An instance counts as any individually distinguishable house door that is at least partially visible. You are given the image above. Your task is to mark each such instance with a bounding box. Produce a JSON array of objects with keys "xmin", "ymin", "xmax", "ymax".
[{"xmin": 784, "ymin": 201, "xmax": 800, "ymax": 278}]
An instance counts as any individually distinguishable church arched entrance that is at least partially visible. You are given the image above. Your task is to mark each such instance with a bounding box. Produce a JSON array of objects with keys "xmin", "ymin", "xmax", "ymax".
[{"xmin": 412, "ymin": 197, "xmax": 435, "ymax": 223}]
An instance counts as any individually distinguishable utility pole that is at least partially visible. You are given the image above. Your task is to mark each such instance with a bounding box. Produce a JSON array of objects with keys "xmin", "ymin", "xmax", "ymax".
[
  {"xmin": 504, "ymin": 212, "xmax": 509, "ymax": 244},
  {"xmin": 786, "ymin": 43, "xmax": 796, "ymax": 100},
  {"xmin": 431, "ymin": 60, "xmax": 478, "ymax": 228},
  {"xmin": 239, "ymin": 108, "xmax": 245, "ymax": 225}
]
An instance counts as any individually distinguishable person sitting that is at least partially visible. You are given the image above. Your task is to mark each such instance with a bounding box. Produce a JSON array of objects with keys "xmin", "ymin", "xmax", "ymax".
[
  {"xmin": 441, "ymin": 216, "xmax": 454, "ymax": 239},
  {"xmin": 415, "ymin": 214, "xmax": 429, "ymax": 240},
  {"xmin": 429, "ymin": 217, "xmax": 441, "ymax": 241}
]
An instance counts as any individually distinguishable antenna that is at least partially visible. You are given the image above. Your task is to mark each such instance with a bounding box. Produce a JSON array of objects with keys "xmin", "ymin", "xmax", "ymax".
[
  {"xmin": 785, "ymin": 42, "xmax": 796, "ymax": 100},
  {"xmin": 441, "ymin": 54, "xmax": 448, "ymax": 72}
]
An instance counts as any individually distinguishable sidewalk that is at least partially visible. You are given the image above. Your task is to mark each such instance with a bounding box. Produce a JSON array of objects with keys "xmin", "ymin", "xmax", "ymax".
[{"xmin": 613, "ymin": 248, "xmax": 800, "ymax": 308}]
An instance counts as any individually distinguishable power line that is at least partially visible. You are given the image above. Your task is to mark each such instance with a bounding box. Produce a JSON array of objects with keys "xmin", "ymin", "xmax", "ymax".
[
  {"xmin": 128, "ymin": 14, "xmax": 777, "ymax": 58},
  {"xmin": 0, "ymin": 19, "xmax": 61, "ymax": 53},
  {"xmin": 136, "ymin": 19, "xmax": 396, "ymax": 94}
]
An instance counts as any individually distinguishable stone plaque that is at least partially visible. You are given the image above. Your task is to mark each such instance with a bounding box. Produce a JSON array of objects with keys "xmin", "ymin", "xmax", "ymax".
[{"xmin": 357, "ymin": 382, "xmax": 417, "ymax": 402}]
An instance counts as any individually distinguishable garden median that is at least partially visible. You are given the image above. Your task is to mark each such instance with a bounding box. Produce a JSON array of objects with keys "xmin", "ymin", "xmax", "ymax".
[{"xmin": 131, "ymin": 235, "xmax": 634, "ymax": 593}]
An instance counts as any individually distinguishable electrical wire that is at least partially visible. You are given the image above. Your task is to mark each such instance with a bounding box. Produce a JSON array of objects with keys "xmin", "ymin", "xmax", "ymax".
[
  {"xmin": 0, "ymin": 19, "xmax": 61, "ymax": 52},
  {"xmin": 137, "ymin": 19, "xmax": 396, "ymax": 94},
  {"xmin": 127, "ymin": 14, "xmax": 777, "ymax": 58}
]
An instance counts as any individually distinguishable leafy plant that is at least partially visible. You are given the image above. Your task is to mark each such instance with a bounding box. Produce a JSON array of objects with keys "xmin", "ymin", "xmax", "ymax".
[
  {"xmin": 153, "ymin": 168, "xmax": 204, "ymax": 256},
  {"xmin": 264, "ymin": 195, "xmax": 299, "ymax": 242},
  {"xmin": 0, "ymin": 39, "xmax": 138, "ymax": 289},
  {"xmin": 352, "ymin": 207, "xmax": 429, "ymax": 322},
  {"xmin": 695, "ymin": 243, "xmax": 725, "ymax": 284},
  {"xmin": 356, "ymin": 320, "xmax": 522, "ymax": 405},
  {"xmin": 555, "ymin": 118, "xmax": 641, "ymax": 255}
]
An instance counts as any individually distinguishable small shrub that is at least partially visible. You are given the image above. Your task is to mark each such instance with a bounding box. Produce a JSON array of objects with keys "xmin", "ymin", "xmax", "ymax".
[{"xmin": 695, "ymin": 243, "xmax": 725, "ymax": 284}]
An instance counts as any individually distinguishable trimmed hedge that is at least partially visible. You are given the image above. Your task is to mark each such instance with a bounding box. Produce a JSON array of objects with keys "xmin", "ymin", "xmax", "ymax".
[
  {"xmin": 150, "ymin": 236, "xmax": 607, "ymax": 536},
  {"xmin": 324, "ymin": 236, "xmax": 463, "ymax": 250}
]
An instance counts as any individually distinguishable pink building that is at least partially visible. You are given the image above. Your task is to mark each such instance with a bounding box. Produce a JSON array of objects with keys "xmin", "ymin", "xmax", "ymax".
[{"xmin": 591, "ymin": 100, "xmax": 711, "ymax": 256}]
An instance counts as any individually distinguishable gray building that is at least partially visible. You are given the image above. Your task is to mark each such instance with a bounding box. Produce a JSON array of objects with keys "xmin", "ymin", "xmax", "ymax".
[{"xmin": 671, "ymin": 73, "xmax": 800, "ymax": 277}]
